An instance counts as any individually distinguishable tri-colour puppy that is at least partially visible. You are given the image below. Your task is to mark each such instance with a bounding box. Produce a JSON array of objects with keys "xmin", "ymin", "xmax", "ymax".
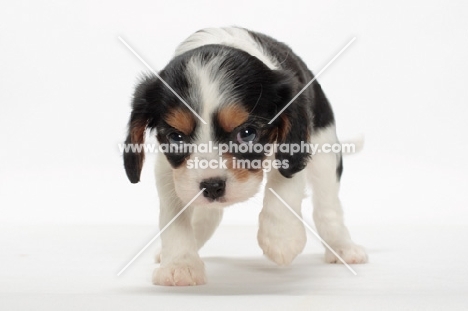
[{"xmin": 123, "ymin": 27, "xmax": 367, "ymax": 286}]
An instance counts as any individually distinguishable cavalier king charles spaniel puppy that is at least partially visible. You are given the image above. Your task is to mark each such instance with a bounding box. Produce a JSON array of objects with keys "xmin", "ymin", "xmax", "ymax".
[{"xmin": 123, "ymin": 27, "xmax": 367, "ymax": 286}]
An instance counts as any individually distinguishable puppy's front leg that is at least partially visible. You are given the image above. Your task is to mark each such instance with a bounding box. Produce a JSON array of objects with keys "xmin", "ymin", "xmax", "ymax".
[
  {"xmin": 258, "ymin": 168, "xmax": 307, "ymax": 265},
  {"xmin": 152, "ymin": 154, "xmax": 205, "ymax": 286}
]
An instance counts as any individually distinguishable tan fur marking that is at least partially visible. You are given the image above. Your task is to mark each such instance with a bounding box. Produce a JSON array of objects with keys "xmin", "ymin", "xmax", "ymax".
[
  {"xmin": 278, "ymin": 114, "xmax": 291, "ymax": 142},
  {"xmin": 218, "ymin": 104, "xmax": 249, "ymax": 132},
  {"xmin": 130, "ymin": 120, "xmax": 146, "ymax": 145},
  {"xmin": 268, "ymin": 127, "xmax": 278, "ymax": 143},
  {"xmin": 223, "ymin": 154, "xmax": 263, "ymax": 183},
  {"xmin": 165, "ymin": 108, "xmax": 196, "ymax": 135},
  {"xmin": 129, "ymin": 119, "xmax": 147, "ymax": 172}
]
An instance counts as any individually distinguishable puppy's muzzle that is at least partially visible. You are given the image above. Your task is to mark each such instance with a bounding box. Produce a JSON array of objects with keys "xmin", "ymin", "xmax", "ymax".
[{"xmin": 200, "ymin": 178, "xmax": 226, "ymax": 201}]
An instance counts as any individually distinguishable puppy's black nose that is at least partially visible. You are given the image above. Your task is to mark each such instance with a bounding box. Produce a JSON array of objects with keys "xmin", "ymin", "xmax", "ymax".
[{"xmin": 200, "ymin": 178, "xmax": 226, "ymax": 200}]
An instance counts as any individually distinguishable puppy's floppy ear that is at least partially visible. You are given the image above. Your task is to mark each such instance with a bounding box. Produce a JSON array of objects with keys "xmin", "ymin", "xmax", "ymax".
[
  {"xmin": 123, "ymin": 75, "xmax": 161, "ymax": 183},
  {"xmin": 272, "ymin": 71, "xmax": 311, "ymax": 178}
]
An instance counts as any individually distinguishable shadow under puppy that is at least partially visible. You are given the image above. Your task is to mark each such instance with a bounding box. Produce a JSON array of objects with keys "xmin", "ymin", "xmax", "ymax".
[{"xmin": 123, "ymin": 27, "xmax": 367, "ymax": 286}]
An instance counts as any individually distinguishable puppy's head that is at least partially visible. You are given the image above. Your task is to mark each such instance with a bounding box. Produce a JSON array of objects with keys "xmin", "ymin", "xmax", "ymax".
[{"xmin": 123, "ymin": 45, "xmax": 310, "ymax": 206}]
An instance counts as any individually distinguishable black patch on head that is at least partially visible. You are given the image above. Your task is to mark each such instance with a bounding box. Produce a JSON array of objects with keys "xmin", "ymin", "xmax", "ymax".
[
  {"xmin": 123, "ymin": 55, "xmax": 203, "ymax": 181},
  {"xmin": 155, "ymin": 126, "xmax": 196, "ymax": 168},
  {"xmin": 248, "ymin": 29, "xmax": 336, "ymax": 130}
]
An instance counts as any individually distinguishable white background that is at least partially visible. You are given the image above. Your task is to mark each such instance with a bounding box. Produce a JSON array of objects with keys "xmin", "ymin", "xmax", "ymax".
[{"xmin": 1, "ymin": 1, "xmax": 468, "ymax": 309}]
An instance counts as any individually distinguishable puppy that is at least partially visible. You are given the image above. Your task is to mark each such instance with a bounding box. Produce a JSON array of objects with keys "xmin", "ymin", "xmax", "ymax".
[{"xmin": 123, "ymin": 27, "xmax": 367, "ymax": 286}]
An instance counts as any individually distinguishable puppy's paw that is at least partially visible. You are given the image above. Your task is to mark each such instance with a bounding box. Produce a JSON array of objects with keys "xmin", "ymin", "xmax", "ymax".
[
  {"xmin": 257, "ymin": 218, "xmax": 306, "ymax": 265},
  {"xmin": 152, "ymin": 258, "xmax": 206, "ymax": 286},
  {"xmin": 325, "ymin": 243, "xmax": 368, "ymax": 264}
]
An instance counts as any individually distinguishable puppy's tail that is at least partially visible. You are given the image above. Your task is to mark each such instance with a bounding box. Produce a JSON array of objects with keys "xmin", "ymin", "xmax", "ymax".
[{"xmin": 340, "ymin": 134, "xmax": 365, "ymax": 156}]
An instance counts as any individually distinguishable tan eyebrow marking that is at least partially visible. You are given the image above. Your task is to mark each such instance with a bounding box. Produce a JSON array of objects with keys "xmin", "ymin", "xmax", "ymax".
[
  {"xmin": 217, "ymin": 104, "xmax": 249, "ymax": 132},
  {"xmin": 164, "ymin": 107, "xmax": 196, "ymax": 135}
]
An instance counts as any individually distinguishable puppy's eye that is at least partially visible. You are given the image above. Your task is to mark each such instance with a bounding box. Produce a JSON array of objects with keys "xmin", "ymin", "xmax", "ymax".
[
  {"xmin": 236, "ymin": 127, "xmax": 257, "ymax": 144},
  {"xmin": 168, "ymin": 132, "xmax": 185, "ymax": 144}
]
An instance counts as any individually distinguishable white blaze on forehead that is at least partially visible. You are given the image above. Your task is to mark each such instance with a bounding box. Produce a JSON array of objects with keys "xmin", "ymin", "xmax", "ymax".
[
  {"xmin": 187, "ymin": 56, "xmax": 229, "ymax": 167},
  {"xmin": 192, "ymin": 61, "xmax": 220, "ymax": 119},
  {"xmin": 175, "ymin": 27, "xmax": 279, "ymax": 70},
  {"xmin": 185, "ymin": 56, "xmax": 227, "ymax": 179},
  {"xmin": 186, "ymin": 56, "xmax": 223, "ymax": 145}
]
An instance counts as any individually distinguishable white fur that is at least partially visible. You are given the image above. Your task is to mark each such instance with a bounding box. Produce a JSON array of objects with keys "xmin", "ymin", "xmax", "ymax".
[
  {"xmin": 258, "ymin": 163, "xmax": 307, "ymax": 265},
  {"xmin": 153, "ymin": 152, "xmax": 206, "ymax": 285},
  {"xmin": 175, "ymin": 27, "xmax": 279, "ymax": 70},
  {"xmin": 307, "ymin": 125, "xmax": 368, "ymax": 264}
]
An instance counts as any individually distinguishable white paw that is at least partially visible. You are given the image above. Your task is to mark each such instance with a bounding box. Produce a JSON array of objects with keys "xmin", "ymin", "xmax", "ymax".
[
  {"xmin": 155, "ymin": 252, "xmax": 161, "ymax": 263},
  {"xmin": 325, "ymin": 243, "xmax": 368, "ymax": 264},
  {"xmin": 152, "ymin": 258, "xmax": 206, "ymax": 286},
  {"xmin": 257, "ymin": 216, "xmax": 306, "ymax": 265}
]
